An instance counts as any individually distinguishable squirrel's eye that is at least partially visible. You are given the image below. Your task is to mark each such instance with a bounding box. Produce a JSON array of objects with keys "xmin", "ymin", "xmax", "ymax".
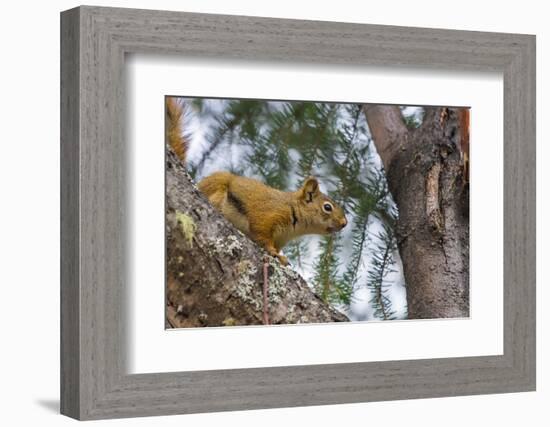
[{"xmin": 323, "ymin": 202, "xmax": 333, "ymax": 213}]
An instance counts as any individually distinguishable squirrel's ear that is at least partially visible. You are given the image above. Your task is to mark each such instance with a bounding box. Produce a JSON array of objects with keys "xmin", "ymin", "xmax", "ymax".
[{"xmin": 301, "ymin": 176, "xmax": 319, "ymax": 202}]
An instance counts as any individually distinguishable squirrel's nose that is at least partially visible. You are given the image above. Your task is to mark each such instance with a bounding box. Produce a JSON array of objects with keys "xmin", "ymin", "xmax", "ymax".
[{"xmin": 340, "ymin": 218, "xmax": 347, "ymax": 229}]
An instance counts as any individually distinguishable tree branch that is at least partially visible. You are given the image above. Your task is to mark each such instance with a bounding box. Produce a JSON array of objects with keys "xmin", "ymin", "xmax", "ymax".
[
  {"xmin": 363, "ymin": 105, "xmax": 409, "ymax": 171},
  {"xmin": 419, "ymin": 106, "xmax": 441, "ymax": 131},
  {"xmin": 363, "ymin": 105, "xmax": 469, "ymax": 319},
  {"xmin": 165, "ymin": 149, "xmax": 349, "ymax": 327}
]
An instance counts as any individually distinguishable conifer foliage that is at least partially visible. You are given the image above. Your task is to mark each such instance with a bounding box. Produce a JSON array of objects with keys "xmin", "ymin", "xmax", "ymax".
[{"xmin": 183, "ymin": 98, "xmax": 413, "ymax": 320}]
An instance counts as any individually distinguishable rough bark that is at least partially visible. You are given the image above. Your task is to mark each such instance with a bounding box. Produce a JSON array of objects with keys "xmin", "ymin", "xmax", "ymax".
[
  {"xmin": 364, "ymin": 105, "xmax": 469, "ymax": 319},
  {"xmin": 165, "ymin": 149, "xmax": 349, "ymax": 328}
]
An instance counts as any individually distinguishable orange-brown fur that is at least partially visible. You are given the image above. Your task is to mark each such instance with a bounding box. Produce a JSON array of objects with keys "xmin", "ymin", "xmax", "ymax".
[
  {"xmin": 198, "ymin": 172, "xmax": 347, "ymax": 265},
  {"xmin": 166, "ymin": 97, "xmax": 188, "ymax": 162}
]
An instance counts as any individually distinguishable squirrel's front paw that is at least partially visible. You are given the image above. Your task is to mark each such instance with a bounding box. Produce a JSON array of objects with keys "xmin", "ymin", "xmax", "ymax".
[
  {"xmin": 276, "ymin": 254, "xmax": 289, "ymax": 266},
  {"xmin": 264, "ymin": 246, "xmax": 289, "ymax": 266}
]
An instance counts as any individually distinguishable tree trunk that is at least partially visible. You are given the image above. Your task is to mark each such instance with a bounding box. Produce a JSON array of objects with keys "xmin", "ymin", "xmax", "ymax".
[
  {"xmin": 165, "ymin": 149, "xmax": 349, "ymax": 328},
  {"xmin": 364, "ymin": 105, "xmax": 469, "ymax": 319}
]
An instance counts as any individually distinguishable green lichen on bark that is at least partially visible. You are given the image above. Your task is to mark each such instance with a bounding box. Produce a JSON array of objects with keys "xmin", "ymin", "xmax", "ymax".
[
  {"xmin": 174, "ymin": 211, "xmax": 196, "ymax": 247},
  {"xmin": 211, "ymin": 235, "xmax": 243, "ymax": 257}
]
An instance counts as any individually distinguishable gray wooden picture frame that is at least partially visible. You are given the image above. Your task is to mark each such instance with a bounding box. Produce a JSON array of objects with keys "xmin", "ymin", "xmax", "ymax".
[{"xmin": 60, "ymin": 5, "xmax": 536, "ymax": 420}]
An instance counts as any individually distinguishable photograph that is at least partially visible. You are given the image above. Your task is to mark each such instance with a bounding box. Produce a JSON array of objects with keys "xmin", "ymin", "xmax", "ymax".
[
  {"xmin": 165, "ymin": 97, "xmax": 470, "ymax": 328},
  {"xmin": 48, "ymin": 2, "xmax": 537, "ymax": 422}
]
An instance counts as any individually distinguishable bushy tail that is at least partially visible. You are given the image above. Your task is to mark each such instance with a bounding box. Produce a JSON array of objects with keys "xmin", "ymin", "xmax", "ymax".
[{"xmin": 166, "ymin": 97, "xmax": 189, "ymax": 162}]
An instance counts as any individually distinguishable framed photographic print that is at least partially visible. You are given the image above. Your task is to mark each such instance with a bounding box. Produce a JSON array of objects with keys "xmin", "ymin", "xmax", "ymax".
[
  {"xmin": 164, "ymin": 96, "xmax": 469, "ymax": 329},
  {"xmin": 61, "ymin": 5, "xmax": 536, "ymax": 420}
]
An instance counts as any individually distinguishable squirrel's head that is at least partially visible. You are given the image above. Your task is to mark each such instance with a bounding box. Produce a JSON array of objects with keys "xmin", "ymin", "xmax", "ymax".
[{"xmin": 298, "ymin": 177, "xmax": 347, "ymax": 234}]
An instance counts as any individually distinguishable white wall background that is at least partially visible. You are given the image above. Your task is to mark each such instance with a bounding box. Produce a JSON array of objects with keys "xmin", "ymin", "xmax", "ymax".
[{"xmin": 0, "ymin": 0, "xmax": 546, "ymax": 425}]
